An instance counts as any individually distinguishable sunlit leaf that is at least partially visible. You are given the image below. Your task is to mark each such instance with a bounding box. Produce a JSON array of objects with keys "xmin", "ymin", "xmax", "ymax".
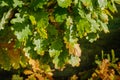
[
  {"xmin": 70, "ymin": 75, "xmax": 78, "ymax": 80},
  {"xmin": 29, "ymin": 15, "xmax": 37, "ymax": 25},
  {"xmin": 81, "ymin": 0, "xmax": 93, "ymax": 10},
  {"xmin": 69, "ymin": 55, "xmax": 80, "ymax": 67},
  {"xmin": 55, "ymin": 13, "xmax": 67, "ymax": 22},
  {"xmin": 49, "ymin": 49, "xmax": 61, "ymax": 57},
  {"xmin": 98, "ymin": 0, "xmax": 107, "ymax": 9},
  {"xmin": 107, "ymin": 1, "xmax": 117, "ymax": 13},
  {"xmin": 74, "ymin": 0, "xmax": 78, "ymax": 5},
  {"xmin": 11, "ymin": 13, "xmax": 25, "ymax": 24},
  {"xmin": 115, "ymin": 0, "xmax": 120, "ymax": 4},
  {"xmin": 41, "ymin": 64, "xmax": 52, "ymax": 73},
  {"xmin": 53, "ymin": 55, "xmax": 60, "ymax": 69},
  {"xmin": 36, "ymin": 27, "xmax": 48, "ymax": 39},
  {"xmin": 0, "ymin": 9, "xmax": 13, "ymax": 30},
  {"xmin": 0, "ymin": 0, "xmax": 119, "ymax": 78},
  {"xmin": 14, "ymin": 25, "xmax": 32, "ymax": 42},
  {"xmin": 57, "ymin": 0, "xmax": 72, "ymax": 8},
  {"xmin": 49, "ymin": 38, "xmax": 63, "ymax": 56},
  {"xmin": 99, "ymin": 12, "xmax": 108, "ymax": 23},
  {"xmin": 33, "ymin": 38, "xmax": 45, "ymax": 55},
  {"xmin": 86, "ymin": 33, "xmax": 99, "ymax": 43},
  {"xmin": 30, "ymin": 0, "xmax": 48, "ymax": 9},
  {"xmin": 66, "ymin": 16, "xmax": 73, "ymax": 27},
  {"xmin": 35, "ymin": 11, "xmax": 49, "ymax": 39},
  {"xmin": 76, "ymin": 19, "xmax": 91, "ymax": 38},
  {"xmin": 13, "ymin": 0, "xmax": 24, "ymax": 8},
  {"xmin": 0, "ymin": 1, "xmax": 8, "ymax": 7},
  {"xmin": 99, "ymin": 20, "xmax": 109, "ymax": 33}
]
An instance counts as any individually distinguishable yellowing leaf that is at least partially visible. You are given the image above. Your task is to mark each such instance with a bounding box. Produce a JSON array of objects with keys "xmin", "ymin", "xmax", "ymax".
[
  {"xmin": 24, "ymin": 70, "xmax": 33, "ymax": 75},
  {"xmin": 66, "ymin": 16, "xmax": 73, "ymax": 27},
  {"xmin": 37, "ymin": 27, "xmax": 48, "ymax": 39},
  {"xmin": 27, "ymin": 74, "xmax": 36, "ymax": 80},
  {"xmin": 81, "ymin": 0, "xmax": 92, "ymax": 7},
  {"xmin": 70, "ymin": 75, "xmax": 78, "ymax": 80},
  {"xmin": 36, "ymin": 19, "xmax": 48, "ymax": 39},
  {"xmin": 29, "ymin": 15, "xmax": 37, "ymax": 25},
  {"xmin": 64, "ymin": 41, "xmax": 74, "ymax": 55},
  {"xmin": 115, "ymin": 0, "xmax": 120, "ymax": 4},
  {"xmin": 64, "ymin": 39, "xmax": 81, "ymax": 57},
  {"xmin": 8, "ymin": 49, "xmax": 20, "ymax": 69},
  {"xmin": 100, "ymin": 12, "xmax": 108, "ymax": 23}
]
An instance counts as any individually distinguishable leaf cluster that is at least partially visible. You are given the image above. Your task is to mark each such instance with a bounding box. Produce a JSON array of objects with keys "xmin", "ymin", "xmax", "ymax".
[
  {"xmin": 0, "ymin": 0, "xmax": 120, "ymax": 79},
  {"xmin": 89, "ymin": 50, "xmax": 120, "ymax": 80}
]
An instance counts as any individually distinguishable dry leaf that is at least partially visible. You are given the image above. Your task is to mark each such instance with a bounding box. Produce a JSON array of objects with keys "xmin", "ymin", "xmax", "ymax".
[
  {"xmin": 29, "ymin": 59, "xmax": 40, "ymax": 72},
  {"xmin": 65, "ymin": 42, "xmax": 82, "ymax": 57},
  {"xmin": 70, "ymin": 75, "xmax": 78, "ymax": 80},
  {"xmin": 24, "ymin": 70, "xmax": 33, "ymax": 75},
  {"xmin": 73, "ymin": 44, "xmax": 81, "ymax": 57},
  {"xmin": 35, "ymin": 73, "xmax": 44, "ymax": 80},
  {"xmin": 46, "ymin": 72, "xmax": 53, "ymax": 80}
]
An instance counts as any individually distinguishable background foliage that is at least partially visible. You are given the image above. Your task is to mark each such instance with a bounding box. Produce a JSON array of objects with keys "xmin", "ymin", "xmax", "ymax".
[{"xmin": 0, "ymin": 0, "xmax": 120, "ymax": 79}]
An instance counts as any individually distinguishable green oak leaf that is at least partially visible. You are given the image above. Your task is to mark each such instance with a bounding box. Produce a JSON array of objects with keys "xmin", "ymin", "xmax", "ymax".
[
  {"xmin": 98, "ymin": 0, "xmax": 107, "ymax": 9},
  {"xmin": 30, "ymin": 0, "xmax": 48, "ymax": 9},
  {"xmin": 36, "ymin": 0, "xmax": 47, "ymax": 9},
  {"xmin": 0, "ymin": 1, "xmax": 8, "ymax": 7},
  {"xmin": 107, "ymin": 1, "xmax": 117, "ymax": 13},
  {"xmin": 98, "ymin": 20, "xmax": 109, "ymax": 33},
  {"xmin": 14, "ymin": 25, "xmax": 32, "ymax": 42},
  {"xmin": 49, "ymin": 38, "xmax": 63, "ymax": 57},
  {"xmin": 11, "ymin": 13, "xmax": 25, "ymax": 24},
  {"xmin": 53, "ymin": 56, "xmax": 60, "ymax": 69},
  {"xmin": 33, "ymin": 38, "xmax": 44, "ymax": 55},
  {"xmin": 86, "ymin": 33, "xmax": 99, "ymax": 43},
  {"xmin": 35, "ymin": 11, "xmax": 49, "ymax": 38},
  {"xmin": 76, "ymin": 19, "xmax": 91, "ymax": 38},
  {"xmin": 55, "ymin": 14, "xmax": 67, "ymax": 22},
  {"xmin": 13, "ymin": 0, "xmax": 24, "ymax": 8},
  {"xmin": 49, "ymin": 49, "xmax": 61, "ymax": 57},
  {"xmin": 86, "ymin": 14, "xmax": 100, "ymax": 33},
  {"xmin": 0, "ymin": 9, "xmax": 13, "ymax": 30},
  {"xmin": 57, "ymin": 0, "xmax": 72, "ymax": 8},
  {"xmin": 54, "ymin": 7, "xmax": 67, "ymax": 22},
  {"xmin": 69, "ymin": 55, "xmax": 80, "ymax": 67}
]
